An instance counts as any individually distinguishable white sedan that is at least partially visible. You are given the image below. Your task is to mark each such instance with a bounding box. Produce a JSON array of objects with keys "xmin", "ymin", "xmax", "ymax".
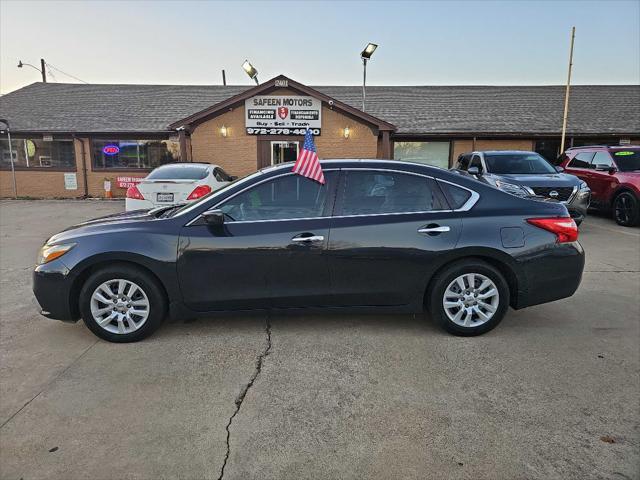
[{"xmin": 125, "ymin": 163, "xmax": 235, "ymax": 211}]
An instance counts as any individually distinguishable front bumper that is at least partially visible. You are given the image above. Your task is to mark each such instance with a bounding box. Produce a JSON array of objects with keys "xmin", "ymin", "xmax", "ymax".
[
  {"xmin": 566, "ymin": 189, "xmax": 591, "ymax": 222},
  {"xmin": 32, "ymin": 260, "xmax": 78, "ymax": 321}
]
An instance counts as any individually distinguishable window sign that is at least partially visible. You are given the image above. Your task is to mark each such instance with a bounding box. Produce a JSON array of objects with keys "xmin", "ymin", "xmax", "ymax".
[
  {"xmin": 64, "ymin": 173, "xmax": 78, "ymax": 190},
  {"xmin": 245, "ymin": 95, "xmax": 321, "ymax": 135},
  {"xmin": 103, "ymin": 144, "xmax": 120, "ymax": 156}
]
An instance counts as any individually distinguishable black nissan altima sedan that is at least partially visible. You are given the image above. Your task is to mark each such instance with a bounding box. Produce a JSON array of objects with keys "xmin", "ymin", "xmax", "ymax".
[{"xmin": 33, "ymin": 160, "xmax": 584, "ymax": 342}]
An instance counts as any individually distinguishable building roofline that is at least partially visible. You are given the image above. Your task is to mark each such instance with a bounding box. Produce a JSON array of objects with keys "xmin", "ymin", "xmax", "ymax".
[{"xmin": 167, "ymin": 74, "xmax": 396, "ymax": 131}]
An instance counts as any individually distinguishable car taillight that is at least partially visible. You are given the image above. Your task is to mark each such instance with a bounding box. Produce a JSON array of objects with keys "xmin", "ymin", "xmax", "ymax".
[
  {"xmin": 527, "ymin": 217, "xmax": 578, "ymax": 243},
  {"xmin": 126, "ymin": 185, "xmax": 144, "ymax": 200},
  {"xmin": 187, "ymin": 185, "xmax": 212, "ymax": 200}
]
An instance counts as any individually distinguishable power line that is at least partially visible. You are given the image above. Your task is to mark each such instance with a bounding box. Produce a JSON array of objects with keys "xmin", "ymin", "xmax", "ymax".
[{"xmin": 45, "ymin": 62, "xmax": 89, "ymax": 84}]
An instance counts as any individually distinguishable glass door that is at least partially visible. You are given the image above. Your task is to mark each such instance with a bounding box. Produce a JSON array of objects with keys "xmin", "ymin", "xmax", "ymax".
[{"xmin": 271, "ymin": 141, "xmax": 299, "ymax": 165}]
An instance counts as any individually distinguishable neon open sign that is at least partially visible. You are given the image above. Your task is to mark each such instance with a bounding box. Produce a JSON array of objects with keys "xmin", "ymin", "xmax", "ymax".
[{"xmin": 103, "ymin": 145, "xmax": 120, "ymax": 156}]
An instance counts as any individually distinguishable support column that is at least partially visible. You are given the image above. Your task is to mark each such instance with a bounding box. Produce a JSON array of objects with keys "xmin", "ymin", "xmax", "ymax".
[
  {"xmin": 178, "ymin": 129, "xmax": 189, "ymax": 162},
  {"xmin": 382, "ymin": 131, "xmax": 391, "ymax": 159}
]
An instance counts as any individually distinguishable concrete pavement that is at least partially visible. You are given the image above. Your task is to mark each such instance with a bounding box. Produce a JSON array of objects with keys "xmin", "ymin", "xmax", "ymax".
[{"xmin": 0, "ymin": 200, "xmax": 638, "ymax": 479}]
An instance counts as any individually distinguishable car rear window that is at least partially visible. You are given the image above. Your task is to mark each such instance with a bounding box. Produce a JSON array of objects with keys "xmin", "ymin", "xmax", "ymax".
[
  {"xmin": 438, "ymin": 181, "xmax": 472, "ymax": 209},
  {"xmin": 146, "ymin": 165, "xmax": 209, "ymax": 180},
  {"xmin": 611, "ymin": 149, "xmax": 640, "ymax": 172}
]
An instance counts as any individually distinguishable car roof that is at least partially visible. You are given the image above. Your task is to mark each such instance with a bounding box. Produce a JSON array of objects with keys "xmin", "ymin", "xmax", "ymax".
[
  {"xmin": 153, "ymin": 162, "xmax": 216, "ymax": 169},
  {"xmin": 567, "ymin": 145, "xmax": 640, "ymax": 151}
]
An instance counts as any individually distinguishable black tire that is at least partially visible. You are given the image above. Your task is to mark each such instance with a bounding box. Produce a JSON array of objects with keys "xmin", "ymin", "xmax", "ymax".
[
  {"xmin": 428, "ymin": 259, "xmax": 510, "ymax": 336},
  {"xmin": 613, "ymin": 191, "xmax": 640, "ymax": 227},
  {"xmin": 79, "ymin": 264, "xmax": 167, "ymax": 342}
]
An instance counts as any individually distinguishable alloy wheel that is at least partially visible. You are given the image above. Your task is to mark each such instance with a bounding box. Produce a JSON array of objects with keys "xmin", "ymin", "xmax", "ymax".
[
  {"xmin": 90, "ymin": 279, "xmax": 150, "ymax": 334},
  {"xmin": 614, "ymin": 194, "xmax": 633, "ymax": 225},
  {"xmin": 442, "ymin": 273, "xmax": 500, "ymax": 327}
]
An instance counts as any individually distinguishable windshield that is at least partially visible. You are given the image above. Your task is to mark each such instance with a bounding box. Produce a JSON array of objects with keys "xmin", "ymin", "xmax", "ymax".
[
  {"xmin": 146, "ymin": 165, "xmax": 209, "ymax": 180},
  {"xmin": 611, "ymin": 149, "xmax": 640, "ymax": 172},
  {"xmin": 484, "ymin": 153, "xmax": 556, "ymax": 175}
]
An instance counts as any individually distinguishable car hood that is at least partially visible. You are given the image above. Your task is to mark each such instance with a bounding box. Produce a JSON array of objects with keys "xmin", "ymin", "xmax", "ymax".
[
  {"xmin": 488, "ymin": 172, "xmax": 580, "ymax": 186},
  {"xmin": 46, "ymin": 207, "xmax": 167, "ymax": 245}
]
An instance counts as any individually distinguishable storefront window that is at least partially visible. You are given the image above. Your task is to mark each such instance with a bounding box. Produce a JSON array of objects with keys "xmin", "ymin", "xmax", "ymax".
[
  {"xmin": 394, "ymin": 141, "xmax": 451, "ymax": 169},
  {"xmin": 92, "ymin": 139, "xmax": 180, "ymax": 169},
  {"xmin": 0, "ymin": 138, "xmax": 75, "ymax": 169}
]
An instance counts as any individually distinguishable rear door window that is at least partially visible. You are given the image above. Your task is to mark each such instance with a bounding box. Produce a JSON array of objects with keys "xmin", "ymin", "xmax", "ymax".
[
  {"xmin": 568, "ymin": 152, "xmax": 594, "ymax": 168},
  {"xmin": 337, "ymin": 170, "xmax": 445, "ymax": 216}
]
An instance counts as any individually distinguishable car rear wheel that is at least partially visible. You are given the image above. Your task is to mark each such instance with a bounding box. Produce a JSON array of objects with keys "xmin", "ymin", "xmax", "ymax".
[
  {"xmin": 613, "ymin": 192, "xmax": 640, "ymax": 227},
  {"xmin": 79, "ymin": 265, "xmax": 166, "ymax": 342},
  {"xmin": 428, "ymin": 259, "xmax": 510, "ymax": 336}
]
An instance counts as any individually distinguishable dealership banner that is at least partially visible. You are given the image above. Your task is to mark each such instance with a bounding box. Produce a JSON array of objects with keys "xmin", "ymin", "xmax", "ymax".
[{"xmin": 245, "ymin": 95, "xmax": 321, "ymax": 135}]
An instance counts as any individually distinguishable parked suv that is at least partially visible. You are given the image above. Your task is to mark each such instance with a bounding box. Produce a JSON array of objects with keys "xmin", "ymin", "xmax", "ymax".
[
  {"xmin": 559, "ymin": 146, "xmax": 640, "ymax": 227},
  {"xmin": 454, "ymin": 151, "xmax": 591, "ymax": 225}
]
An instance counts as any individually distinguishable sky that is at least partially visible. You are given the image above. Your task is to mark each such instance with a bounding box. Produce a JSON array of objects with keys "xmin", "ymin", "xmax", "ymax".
[{"xmin": 1, "ymin": 0, "xmax": 639, "ymax": 94}]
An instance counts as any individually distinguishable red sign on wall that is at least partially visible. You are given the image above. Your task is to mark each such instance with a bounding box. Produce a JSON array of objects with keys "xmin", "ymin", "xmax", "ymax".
[{"xmin": 116, "ymin": 176, "xmax": 144, "ymax": 189}]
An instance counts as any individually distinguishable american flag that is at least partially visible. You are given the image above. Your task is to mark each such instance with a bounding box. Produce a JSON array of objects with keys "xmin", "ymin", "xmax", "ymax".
[{"xmin": 292, "ymin": 129, "xmax": 325, "ymax": 184}]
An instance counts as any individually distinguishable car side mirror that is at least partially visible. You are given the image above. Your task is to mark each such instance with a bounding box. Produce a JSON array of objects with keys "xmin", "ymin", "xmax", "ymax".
[
  {"xmin": 555, "ymin": 166, "xmax": 564, "ymax": 173},
  {"xmin": 608, "ymin": 166, "xmax": 617, "ymax": 175},
  {"xmin": 467, "ymin": 166, "xmax": 481, "ymax": 176},
  {"xmin": 201, "ymin": 209, "xmax": 225, "ymax": 226}
]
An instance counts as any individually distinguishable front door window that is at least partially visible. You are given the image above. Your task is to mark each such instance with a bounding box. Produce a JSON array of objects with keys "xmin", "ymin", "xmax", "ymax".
[{"xmin": 271, "ymin": 141, "xmax": 299, "ymax": 165}]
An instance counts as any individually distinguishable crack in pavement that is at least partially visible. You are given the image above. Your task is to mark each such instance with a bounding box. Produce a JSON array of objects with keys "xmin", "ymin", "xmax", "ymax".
[{"xmin": 218, "ymin": 316, "xmax": 272, "ymax": 480}]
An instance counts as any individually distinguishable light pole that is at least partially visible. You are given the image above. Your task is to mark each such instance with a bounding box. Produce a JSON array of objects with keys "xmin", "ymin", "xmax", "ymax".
[
  {"xmin": 242, "ymin": 60, "xmax": 259, "ymax": 85},
  {"xmin": 360, "ymin": 43, "xmax": 378, "ymax": 112},
  {"xmin": 0, "ymin": 119, "xmax": 18, "ymax": 198},
  {"xmin": 17, "ymin": 59, "xmax": 47, "ymax": 82}
]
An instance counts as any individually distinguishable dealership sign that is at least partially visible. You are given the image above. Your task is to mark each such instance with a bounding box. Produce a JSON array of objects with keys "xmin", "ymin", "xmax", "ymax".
[
  {"xmin": 116, "ymin": 176, "xmax": 144, "ymax": 189},
  {"xmin": 245, "ymin": 95, "xmax": 321, "ymax": 135}
]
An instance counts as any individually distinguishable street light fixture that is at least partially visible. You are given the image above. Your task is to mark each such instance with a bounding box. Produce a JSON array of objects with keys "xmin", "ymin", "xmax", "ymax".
[
  {"xmin": 360, "ymin": 43, "xmax": 378, "ymax": 111},
  {"xmin": 242, "ymin": 60, "xmax": 259, "ymax": 85},
  {"xmin": 0, "ymin": 119, "xmax": 17, "ymax": 198},
  {"xmin": 17, "ymin": 59, "xmax": 47, "ymax": 82}
]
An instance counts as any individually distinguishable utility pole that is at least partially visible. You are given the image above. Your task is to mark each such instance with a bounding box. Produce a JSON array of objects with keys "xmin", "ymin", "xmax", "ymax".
[
  {"xmin": 560, "ymin": 27, "xmax": 575, "ymax": 155},
  {"xmin": 40, "ymin": 58, "xmax": 47, "ymax": 82},
  {"xmin": 222, "ymin": 69, "xmax": 226, "ymax": 86}
]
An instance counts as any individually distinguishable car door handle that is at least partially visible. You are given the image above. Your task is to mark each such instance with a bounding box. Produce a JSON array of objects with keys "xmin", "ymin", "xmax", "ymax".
[
  {"xmin": 291, "ymin": 235, "xmax": 324, "ymax": 243},
  {"xmin": 418, "ymin": 225, "xmax": 450, "ymax": 234}
]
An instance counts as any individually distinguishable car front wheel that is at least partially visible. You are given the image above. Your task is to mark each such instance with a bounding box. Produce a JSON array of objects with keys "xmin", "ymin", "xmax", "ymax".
[
  {"xmin": 428, "ymin": 259, "xmax": 510, "ymax": 336},
  {"xmin": 79, "ymin": 264, "xmax": 167, "ymax": 342},
  {"xmin": 613, "ymin": 192, "xmax": 640, "ymax": 227}
]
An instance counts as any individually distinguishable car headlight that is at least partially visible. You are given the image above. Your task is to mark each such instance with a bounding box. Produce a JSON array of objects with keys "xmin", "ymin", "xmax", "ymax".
[
  {"xmin": 494, "ymin": 180, "xmax": 531, "ymax": 198},
  {"xmin": 578, "ymin": 180, "xmax": 589, "ymax": 190},
  {"xmin": 37, "ymin": 243, "xmax": 75, "ymax": 265}
]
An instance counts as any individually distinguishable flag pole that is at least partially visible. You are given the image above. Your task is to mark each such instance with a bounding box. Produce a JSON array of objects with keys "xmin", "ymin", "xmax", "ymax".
[{"xmin": 560, "ymin": 26, "xmax": 576, "ymax": 155}]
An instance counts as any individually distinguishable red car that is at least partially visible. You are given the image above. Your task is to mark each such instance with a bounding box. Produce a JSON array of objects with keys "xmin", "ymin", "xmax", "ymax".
[{"xmin": 560, "ymin": 146, "xmax": 640, "ymax": 226}]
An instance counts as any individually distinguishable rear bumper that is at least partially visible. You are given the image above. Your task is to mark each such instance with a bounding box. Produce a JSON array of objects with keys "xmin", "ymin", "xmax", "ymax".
[
  {"xmin": 513, "ymin": 242, "xmax": 585, "ymax": 309},
  {"xmin": 32, "ymin": 261, "xmax": 77, "ymax": 321}
]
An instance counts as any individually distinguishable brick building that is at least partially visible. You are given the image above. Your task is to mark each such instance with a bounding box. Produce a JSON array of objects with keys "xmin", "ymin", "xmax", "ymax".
[{"xmin": 1, "ymin": 75, "xmax": 638, "ymax": 198}]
